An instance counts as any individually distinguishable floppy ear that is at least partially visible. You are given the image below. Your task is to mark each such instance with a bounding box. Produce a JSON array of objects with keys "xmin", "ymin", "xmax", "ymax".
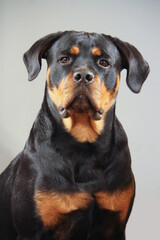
[
  {"xmin": 23, "ymin": 32, "xmax": 63, "ymax": 81},
  {"xmin": 110, "ymin": 37, "xmax": 150, "ymax": 93}
]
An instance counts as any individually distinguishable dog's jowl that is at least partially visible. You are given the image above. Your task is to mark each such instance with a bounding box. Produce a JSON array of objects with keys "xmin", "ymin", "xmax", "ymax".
[{"xmin": 0, "ymin": 31, "xmax": 149, "ymax": 240}]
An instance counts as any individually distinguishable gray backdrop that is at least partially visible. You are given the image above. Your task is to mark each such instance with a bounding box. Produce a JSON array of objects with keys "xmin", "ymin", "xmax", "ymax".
[{"xmin": 0, "ymin": 0, "xmax": 159, "ymax": 239}]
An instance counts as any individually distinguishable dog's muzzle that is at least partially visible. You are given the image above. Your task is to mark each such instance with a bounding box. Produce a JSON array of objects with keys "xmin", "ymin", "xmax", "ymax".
[{"xmin": 59, "ymin": 68, "xmax": 104, "ymax": 120}]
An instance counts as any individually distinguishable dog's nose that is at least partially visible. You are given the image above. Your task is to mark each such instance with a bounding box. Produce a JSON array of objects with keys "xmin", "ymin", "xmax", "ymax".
[{"xmin": 73, "ymin": 68, "xmax": 95, "ymax": 84}]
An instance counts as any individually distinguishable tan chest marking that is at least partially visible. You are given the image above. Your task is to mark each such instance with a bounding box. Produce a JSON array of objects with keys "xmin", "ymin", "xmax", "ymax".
[
  {"xmin": 35, "ymin": 191, "xmax": 93, "ymax": 228},
  {"xmin": 94, "ymin": 183, "xmax": 134, "ymax": 222}
]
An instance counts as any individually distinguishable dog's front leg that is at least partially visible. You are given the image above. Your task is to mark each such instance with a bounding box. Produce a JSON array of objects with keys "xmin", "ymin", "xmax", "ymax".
[{"xmin": 11, "ymin": 163, "xmax": 44, "ymax": 240}]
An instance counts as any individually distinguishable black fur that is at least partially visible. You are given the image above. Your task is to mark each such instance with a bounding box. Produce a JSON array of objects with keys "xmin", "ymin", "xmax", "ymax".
[{"xmin": 0, "ymin": 31, "xmax": 149, "ymax": 240}]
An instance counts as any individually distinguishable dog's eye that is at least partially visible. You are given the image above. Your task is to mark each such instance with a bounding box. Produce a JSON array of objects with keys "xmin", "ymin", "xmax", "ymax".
[
  {"xmin": 59, "ymin": 57, "xmax": 71, "ymax": 64},
  {"xmin": 98, "ymin": 59, "xmax": 110, "ymax": 68}
]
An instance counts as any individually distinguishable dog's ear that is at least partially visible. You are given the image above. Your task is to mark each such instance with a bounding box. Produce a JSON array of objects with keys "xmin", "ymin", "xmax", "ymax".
[
  {"xmin": 23, "ymin": 32, "xmax": 63, "ymax": 81},
  {"xmin": 107, "ymin": 36, "xmax": 150, "ymax": 93}
]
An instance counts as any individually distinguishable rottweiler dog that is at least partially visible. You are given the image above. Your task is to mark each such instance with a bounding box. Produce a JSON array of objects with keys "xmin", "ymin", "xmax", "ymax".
[{"xmin": 0, "ymin": 31, "xmax": 149, "ymax": 240}]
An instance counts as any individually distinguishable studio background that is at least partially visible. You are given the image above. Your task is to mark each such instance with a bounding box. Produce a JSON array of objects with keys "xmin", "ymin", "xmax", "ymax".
[{"xmin": 0, "ymin": 0, "xmax": 159, "ymax": 239}]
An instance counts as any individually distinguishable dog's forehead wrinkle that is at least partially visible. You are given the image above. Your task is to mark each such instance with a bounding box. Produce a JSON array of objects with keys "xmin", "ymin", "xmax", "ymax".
[
  {"xmin": 48, "ymin": 32, "xmax": 118, "ymax": 60},
  {"xmin": 47, "ymin": 33, "xmax": 117, "ymax": 63},
  {"xmin": 53, "ymin": 32, "xmax": 105, "ymax": 53}
]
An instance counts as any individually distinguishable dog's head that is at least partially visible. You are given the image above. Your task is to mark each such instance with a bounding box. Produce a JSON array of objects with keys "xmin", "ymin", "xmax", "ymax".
[{"xmin": 23, "ymin": 31, "xmax": 149, "ymax": 142}]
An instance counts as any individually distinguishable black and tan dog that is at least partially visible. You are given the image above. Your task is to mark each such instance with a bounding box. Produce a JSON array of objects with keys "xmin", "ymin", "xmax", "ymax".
[{"xmin": 0, "ymin": 31, "xmax": 149, "ymax": 240}]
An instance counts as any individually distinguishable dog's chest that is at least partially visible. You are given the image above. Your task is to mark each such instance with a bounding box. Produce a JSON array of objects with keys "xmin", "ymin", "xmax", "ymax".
[
  {"xmin": 34, "ymin": 160, "xmax": 134, "ymax": 233},
  {"xmin": 74, "ymin": 157, "xmax": 105, "ymax": 186},
  {"xmin": 34, "ymin": 187, "xmax": 134, "ymax": 240},
  {"xmin": 34, "ymin": 153, "xmax": 134, "ymax": 235}
]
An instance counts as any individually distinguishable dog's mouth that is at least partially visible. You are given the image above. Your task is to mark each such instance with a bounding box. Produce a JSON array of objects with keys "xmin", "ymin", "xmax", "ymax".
[{"xmin": 59, "ymin": 94, "xmax": 104, "ymax": 120}]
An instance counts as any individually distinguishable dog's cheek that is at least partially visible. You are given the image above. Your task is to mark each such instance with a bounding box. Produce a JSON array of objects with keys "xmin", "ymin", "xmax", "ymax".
[
  {"xmin": 47, "ymin": 67, "xmax": 63, "ymax": 108},
  {"xmin": 48, "ymin": 83, "xmax": 64, "ymax": 109},
  {"xmin": 47, "ymin": 67, "xmax": 51, "ymax": 88},
  {"xmin": 47, "ymin": 70, "xmax": 76, "ymax": 110},
  {"xmin": 100, "ymin": 75, "xmax": 120, "ymax": 111}
]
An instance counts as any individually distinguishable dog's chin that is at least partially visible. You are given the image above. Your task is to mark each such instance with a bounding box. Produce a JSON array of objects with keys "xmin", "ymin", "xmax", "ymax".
[
  {"xmin": 70, "ymin": 95, "xmax": 92, "ymax": 112},
  {"xmin": 59, "ymin": 94, "xmax": 104, "ymax": 121}
]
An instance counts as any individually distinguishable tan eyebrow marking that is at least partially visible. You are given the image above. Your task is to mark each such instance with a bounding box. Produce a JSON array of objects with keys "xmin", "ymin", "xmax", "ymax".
[
  {"xmin": 92, "ymin": 47, "xmax": 102, "ymax": 56},
  {"xmin": 69, "ymin": 46, "xmax": 80, "ymax": 55}
]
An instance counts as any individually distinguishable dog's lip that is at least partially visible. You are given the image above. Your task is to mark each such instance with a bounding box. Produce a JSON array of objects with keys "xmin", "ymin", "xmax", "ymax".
[
  {"xmin": 59, "ymin": 93, "xmax": 104, "ymax": 120},
  {"xmin": 66, "ymin": 93, "xmax": 98, "ymax": 111},
  {"xmin": 68, "ymin": 94, "xmax": 92, "ymax": 108}
]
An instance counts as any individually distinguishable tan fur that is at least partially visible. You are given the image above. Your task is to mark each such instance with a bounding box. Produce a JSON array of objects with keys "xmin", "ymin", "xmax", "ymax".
[
  {"xmin": 48, "ymin": 72, "xmax": 76, "ymax": 109},
  {"xmin": 63, "ymin": 112, "xmax": 99, "ymax": 142},
  {"xmin": 47, "ymin": 67, "xmax": 51, "ymax": 88},
  {"xmin": 35, "ymin": 191, "xmax": 93, "ymax": 228},
  {"xmin": 35, "ymin": 181, "xmax": 133, "ymax": 229},
  {"xmin": 69, "ymin": 46, "xmax": 80, "ymax": 55},
  {"xmin": 94, "ymin": 183, "xmax": 134, "ymax": 222},
  {"xmin": 92, "ymin": 47, "xmax": 102, "ymax": 56}
]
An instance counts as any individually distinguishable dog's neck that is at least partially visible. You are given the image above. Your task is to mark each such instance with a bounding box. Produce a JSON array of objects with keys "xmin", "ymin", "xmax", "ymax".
[{"xmin": 25, "ymin": 88, "xmax": 116, "ymax": 155}]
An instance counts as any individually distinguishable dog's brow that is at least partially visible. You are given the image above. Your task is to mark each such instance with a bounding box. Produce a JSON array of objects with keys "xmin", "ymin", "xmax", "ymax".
[
  {"xmin": 92, "ymin": 47, "xmax": 101, "ymax": 56},
  {"xmin": 69, "ymin": 46, "xmax": 80, "ymax": 55}
]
